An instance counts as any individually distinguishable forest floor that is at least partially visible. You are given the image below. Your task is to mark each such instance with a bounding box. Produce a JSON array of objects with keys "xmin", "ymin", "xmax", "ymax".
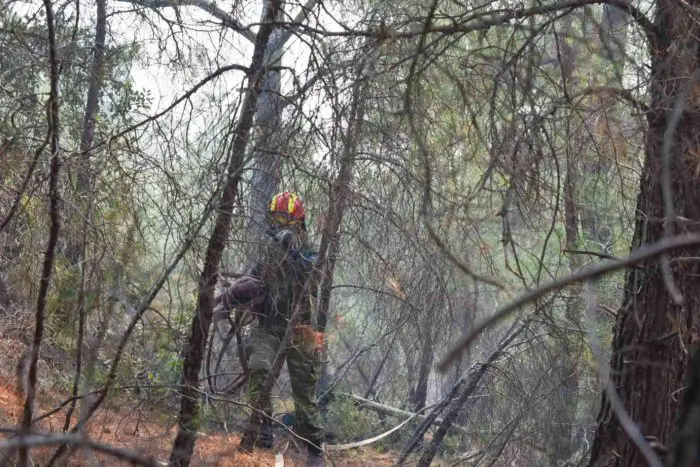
[{"xmin": 0, "ymin": 336, "xmax": 399, "ymax": 466}]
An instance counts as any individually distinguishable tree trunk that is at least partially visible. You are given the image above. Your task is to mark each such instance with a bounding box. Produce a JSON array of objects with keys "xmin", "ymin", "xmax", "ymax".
[
  {"xmin": 167, "ymin": 2, "xmax": 281, "ymax": 465},
  {"xmin": 65, "ymin": 0, "xmax": 106, "ymax": 265},
  {"xmin": 409, "ymin": 329, "xmax": 434, "ymax": 412},
  {"xmin": 314, "ymin": 68, "xmax": 366, "ymax": 418},
  {"xmin": 588, "ymin": 8, "xmax": 700, "ymax": 466},
  {"xmin": 246, "ymin": 0, "xmax": 286, "ymax": 237},
  {"xmin": 547, "ymin": 18, "xmax": 583, "ymax": 465},
  {"xmin": 60, "ymin": 0, "xmax": 107, "ymax": 434},
  {"xmin": 600, "ymin": 4, "xmax": 629, "ymax": 88},
  {"xmin": 18, "ymin": 1, "xmax": 61, "ymax": 464},
  {"xmin": 548, "ymin": 171, "xmax": 583, "ymax": 466}
]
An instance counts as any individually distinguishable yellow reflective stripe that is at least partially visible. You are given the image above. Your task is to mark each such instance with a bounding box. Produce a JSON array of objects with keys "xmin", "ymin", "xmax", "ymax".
[{"xmin": 288, "ymin": 193, "xmax": 297, "ymax": 214}]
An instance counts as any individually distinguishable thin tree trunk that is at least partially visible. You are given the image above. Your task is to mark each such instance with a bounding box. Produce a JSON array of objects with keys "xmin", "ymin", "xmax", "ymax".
[
  {"xmin": 167, "ymin": 2, "xmax": 281, "ymax": 465},
  {"xmin": 409, "ymin": 330, "xmax": 434, "ymax": 412},
  {"xmin": 588, "ymin": 8, "xmax": 699, "ymax": 465},
  {"xmin": 314, "ymin": 68, "xmax": 366, "ymax": 418},
  {"xmin": 65, "ymin": 0, "xmax": 106, "ymax": 264},
  {"xmin": 600, "ymin": 4, "xmax": 629, "ymax": 88},
  {"xmin": 60, "ymin": 0, "xmax": 107, "ymax": 434},
  {"xmin": 547, "ymin": 19, "xmax": 584, "ymax": 464},
  {"xmin": 364, "ymin": 335, "xmax": 395, "ymax": 399},
  {"xmin": 398, "ymin": 376, "xmax": 465, "ymax": 464},
  {"xmin": 18, "ymin": 0, "xmax": 61, "ymax": 464}
]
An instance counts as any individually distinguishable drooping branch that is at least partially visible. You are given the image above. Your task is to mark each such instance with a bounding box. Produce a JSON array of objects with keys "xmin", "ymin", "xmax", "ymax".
[{"xmin": 106, "ymin": 63, "xmax": 250, "ymax": 145}]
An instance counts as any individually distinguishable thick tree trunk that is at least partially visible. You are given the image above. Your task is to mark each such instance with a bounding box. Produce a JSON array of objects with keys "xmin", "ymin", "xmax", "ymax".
[
  {"xmin": 588, "ymin": 7, "xmax": 700, "ymax": 466},
  {"xmin": 246, "ymin": 1, "xmax": 285, "ymax": 236},
  {"xmin": 167, "ymin": 2, "xmax": 281, "ymax": 465},
  {"xmin": 246, "ymin": 0, "xmax": 320, "ymax": 237}
]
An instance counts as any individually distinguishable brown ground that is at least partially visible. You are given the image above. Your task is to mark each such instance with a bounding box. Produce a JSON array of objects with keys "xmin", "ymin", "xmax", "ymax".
[{"xmin": 0, "ymin": 337, "xmax": 396, "ymax": 466}]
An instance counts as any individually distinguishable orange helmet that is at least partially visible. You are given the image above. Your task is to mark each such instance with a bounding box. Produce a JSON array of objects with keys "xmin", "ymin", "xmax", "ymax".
[{"xmin": 269, "ymin": 191, "xmax": 306, "ymax": 227}]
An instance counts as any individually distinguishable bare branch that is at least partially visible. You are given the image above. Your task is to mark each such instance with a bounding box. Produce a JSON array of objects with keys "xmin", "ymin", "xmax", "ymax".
[
  {"xmin": 104, "ymin": 63, "xmax": 249, "ymax": 146},
  {"xmin": 116, "ymin": 0, "xmax": 256, "ymax": 42},
  {"xmin": 268, "ymin": 0, "xmax": 658, "ymax": 51}
]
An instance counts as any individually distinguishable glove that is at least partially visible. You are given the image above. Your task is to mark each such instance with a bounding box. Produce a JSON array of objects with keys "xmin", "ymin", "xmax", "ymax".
[
  {"xmin": 312, "ymin": 330, "xmax": 324, "ymax": 353},
  {"xmin": 293, "ymin": 325, "xmax": 325, "ymax": 354}
]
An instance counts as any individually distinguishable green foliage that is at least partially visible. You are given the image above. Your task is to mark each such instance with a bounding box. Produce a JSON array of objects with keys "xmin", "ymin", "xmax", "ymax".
[{"xmin": 324, "ymin": 394, "xmax": 378, "ymax": 443}]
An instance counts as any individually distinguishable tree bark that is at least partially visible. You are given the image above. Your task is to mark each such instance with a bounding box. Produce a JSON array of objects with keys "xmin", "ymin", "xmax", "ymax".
[
  {"xmin": 669, "ymin": 344, "xmax": 700, "ymax": 467},
  {"xmin": 244, "ymin": 0, "xmax": 321, "ymax": 240},
  {"xmin": 167, "ymin": 2, "xmax": 281, "ymax": 465},
  {"xmin": 588, "ymin": 6, "xmax": 700, "ymax": 465}
]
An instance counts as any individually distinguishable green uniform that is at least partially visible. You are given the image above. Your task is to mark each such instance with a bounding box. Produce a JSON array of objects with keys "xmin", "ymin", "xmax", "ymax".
[{"xmin": 245, "ymin": 232, "xmax": 323, "ymax": 445}]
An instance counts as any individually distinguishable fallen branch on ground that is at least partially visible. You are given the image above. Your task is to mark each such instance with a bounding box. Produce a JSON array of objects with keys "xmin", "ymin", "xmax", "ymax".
[{"xmin": 340, "ymin": 393, "xmax": 472, "ymax": 433}]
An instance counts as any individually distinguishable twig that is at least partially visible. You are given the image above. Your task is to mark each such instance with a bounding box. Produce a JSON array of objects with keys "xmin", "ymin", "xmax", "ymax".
[
  {"xmin": 0, "ymin": 145, "xmax": 46, "ymax": 234},
  {"xmin": 437, "ymin": 234, "xmax": 700, "ymax": 372}
]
